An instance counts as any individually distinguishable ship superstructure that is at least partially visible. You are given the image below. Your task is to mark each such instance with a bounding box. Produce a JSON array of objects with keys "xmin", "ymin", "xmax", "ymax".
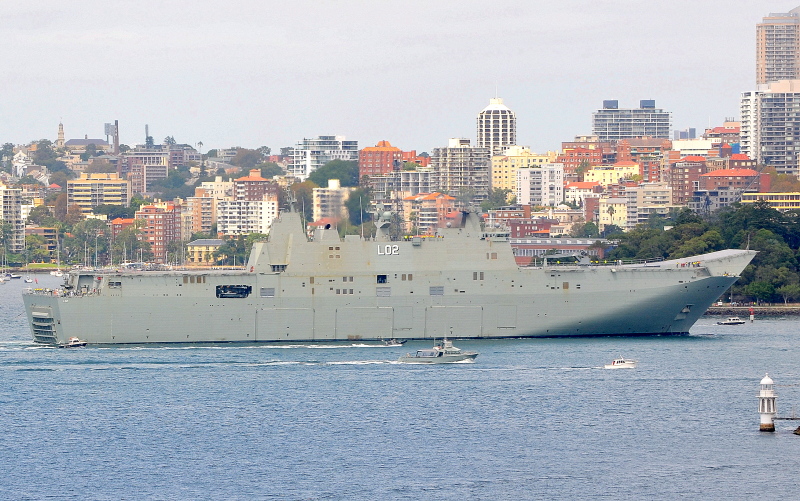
[{"xmin": 23, "ymin": 210, "xmax": 755, "ymax": 345}]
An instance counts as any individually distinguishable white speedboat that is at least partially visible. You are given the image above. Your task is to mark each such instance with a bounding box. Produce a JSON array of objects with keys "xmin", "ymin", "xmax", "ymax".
[
  {"xmin": 717, "ymin": 316, "xmax": 746, "ymax": 325},
  {"xmin": 604, "ymin": 357, "xmax": 637, "ymax": 369},
  {"xmin": 58, "ymin": 337, "xmax": 87, "ymax": 348},
  {"xmin": 398, "ymin": 339, "xmax": 478, "ymax": 363},
  {"xmin": 24, "ymin": 276, "xmax": 33, "ymax": 283},
  {"xmin": 382, "ymin": 338, "xmax": 407, "ymax": 347}
]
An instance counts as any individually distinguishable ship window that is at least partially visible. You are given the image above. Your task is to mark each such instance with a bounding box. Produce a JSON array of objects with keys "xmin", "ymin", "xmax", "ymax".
[
  {"xmin": 183, "ymin": 276, "xmax": 188, "ymax": 284},
  {"xmin": 271, "ymin": 265, "xmax": 286, "ymax": 272},
  {"xmin": 310, "ymin": 277, "xmax": 314, "ymax": 284},
  {"xmin": 329, "ymin": 246, "xmax": 334, "ymax": 251},
  {"xmin": 190, "ymin": 276, "xmax": 196, "ymax": 283},
  {"xmin": 349, "ymin": 289, "xmax": 353, "ymax": 294},
  {"xmin": 480, "ymin": 272, "xmax": 484, "ymax": 280},
  {"xmin": 260, "ymin": 287, "xmax": 275, "ymax": 297},
  {"xmin": 377, "ymin": 275, "xmax": 387, "ymax": 284},
  {"xmin": 473, "ymin": 272, "xmax": 478, "ymax": 280},
  {"xmin": 336, "ymin": 289, "xmax": 341, "ymax": 294},
  {"xmin": 376, "ymin": 287, "xmax": 391, "ymax": 297},
  {"xmin": 563, "ymin": 282, "xmax": 569, "ymax": 290},
  {"xmin": 109, "ymin": 281, "xmax": 122, "ymax": 288},
  {"xmin": 402, "ymin": 274, "xmax": 406, "ymax": 281},
  {"xmin": 430, "ymin": 286, "xmax": 444, "ymax": 296},
  {"xmin": 408, "ymin": 274, "xmax": 412, "ymax": 281},
  {"xmin": 216, "ymin": 285, "xmax": 252, "ymax": 298}
]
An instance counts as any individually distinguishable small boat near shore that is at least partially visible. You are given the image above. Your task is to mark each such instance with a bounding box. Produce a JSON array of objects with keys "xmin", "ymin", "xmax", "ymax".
[
  {"xmin": 58, "ymin": 337, "xmax": 87, "ymax": 348},
  {"xmin": 717, "ymin": 316, "xmax": 746, "ymax": 325},
  {"xmin": 604, "ymin": 357, "xmax": 637, "ymax": 369},
  {"xmin": 398, "ymin": 339, "xmax": 478, "ymax": 364}
]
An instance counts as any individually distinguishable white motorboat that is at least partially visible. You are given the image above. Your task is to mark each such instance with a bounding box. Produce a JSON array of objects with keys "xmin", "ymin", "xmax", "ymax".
[
  {"xmin": 717, "ymin": 316, "xmax": 746, "ymax": 325},
  {"xmin": 382, "ymin": 338, "xmax": 407, "ymax": 347},
  {"xmin": 58, "ymin": 337, "xmax": 87, "ymax": 348},
  {"xmin": 398, "ymin": 339, "xmax": 478, "ymax": 364},
  {"xmin": 604, "ymin": 357, "xmax": 637, "ymax": 369},
  {"xmin": 24, "ymin": 276, "xmax": 33, "ymax": 283}
]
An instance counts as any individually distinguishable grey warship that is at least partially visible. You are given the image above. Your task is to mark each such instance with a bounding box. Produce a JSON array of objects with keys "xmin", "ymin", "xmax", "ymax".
[{"xmin": 23, "ymin": 209, "xmax": 755, "ymax": 345}]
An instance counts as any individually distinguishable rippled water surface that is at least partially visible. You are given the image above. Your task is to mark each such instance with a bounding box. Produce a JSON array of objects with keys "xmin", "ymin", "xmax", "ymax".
[{"xmin": 2, "ymin": 275, "xmax": 800, "ymax": 500}]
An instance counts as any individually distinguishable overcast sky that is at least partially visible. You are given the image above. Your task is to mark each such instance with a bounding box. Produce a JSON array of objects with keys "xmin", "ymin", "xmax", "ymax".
[{"xmin": 0, "ymin": 1, "xmax": 794, "ymax": 154}]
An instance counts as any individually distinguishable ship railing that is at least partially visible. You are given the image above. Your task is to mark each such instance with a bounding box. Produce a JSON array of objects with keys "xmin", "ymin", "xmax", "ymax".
[
  {"xmin": 23, "ymin": 288, "xmax": 101, "ymax": 298},
  {"xmin": 525, "ymin": 256, "xmax": 666, "ymax": 268}
]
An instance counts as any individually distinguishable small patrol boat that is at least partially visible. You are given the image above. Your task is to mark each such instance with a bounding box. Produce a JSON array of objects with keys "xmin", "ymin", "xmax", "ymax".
[
  {"xmin": 398, "ymin": 339, "xmax": 478, "ymax": 364},
  {"xmin": 382, "ymin": 338, "xmax": 407, "ymax": 347},
  {"xmin": 58, "ymin": 337, "xmax": 87, "ymax": 348},
  {"xmin": 604, "ymin": 357, "xmax": 637, "ymax": 369},
  {"xmin": 717, "ymin": 316, "xmax": 746, "ymax": 325}
]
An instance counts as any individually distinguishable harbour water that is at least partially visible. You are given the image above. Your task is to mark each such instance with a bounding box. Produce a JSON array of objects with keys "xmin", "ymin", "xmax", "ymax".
[{"xmin": 2, "ymin": 275, "xmax": 800, "ymax": 500}]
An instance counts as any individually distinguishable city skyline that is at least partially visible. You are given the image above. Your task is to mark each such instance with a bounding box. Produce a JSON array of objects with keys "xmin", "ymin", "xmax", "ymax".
[{"xmin": 0, "ymin": 1, "xmax": 794, "ymax": 153}]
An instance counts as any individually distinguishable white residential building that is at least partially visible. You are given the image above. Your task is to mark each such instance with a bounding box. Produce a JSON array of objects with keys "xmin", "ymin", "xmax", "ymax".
[
  {"xmin": 216, "ymin": 199, "xmax": 278, "ymax": 236},
  {"xmin": 515, "ymin": 164, "xmax": 564, "ymax": 207},
  {"xmin": 0, "ymin": 184, "xmax": 24, "ymax": 253},
  {"xmin": 477, "ymin": 97, "xmax": 516, "ymax": 155},
  {"xmin": 289, "ymin": 135, "xmax": 358, "ymax": 180},
  {"xmin": 313, "ymin": 179, "xmax": 356, "ymax": 222},
  {"xmin": 741, "ymin": 79, "xmax": 800, "ymax": 176},
  {"xmin": 431, "ymin": 138, "xmax": 490, "ymax": 202}
]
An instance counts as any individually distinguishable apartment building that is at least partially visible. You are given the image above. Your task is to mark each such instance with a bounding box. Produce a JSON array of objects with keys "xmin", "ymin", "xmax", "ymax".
[
  {"xmin": 476, "ymin": 97, "xmax": 516, "ymax": 155},
  {"xmin": 431, "ymin": 138, "xmax": 490, "ymax": 202},
  {"xmin": 592, "ymin": 100, "xmax": 672, "ymax": 141},
  {"xmin": 289, "ymin": 135, "xmax": 358, "ymax": 179},
  {"xmin": 757, "ymin": 7, "xmax": 800, "ymax": 85},
  {"xmin": 67, "ymin": 173, "xmax": 131, "ymax": 215},
  {"xmin": 741, "ymin": 79, "xmax": 800, "ymax": 175}
]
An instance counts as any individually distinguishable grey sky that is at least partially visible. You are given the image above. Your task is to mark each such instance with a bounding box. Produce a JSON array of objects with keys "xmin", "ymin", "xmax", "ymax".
[{"xmin": 0, "ymin": 1, "xmax": 792, "ymax": 154}]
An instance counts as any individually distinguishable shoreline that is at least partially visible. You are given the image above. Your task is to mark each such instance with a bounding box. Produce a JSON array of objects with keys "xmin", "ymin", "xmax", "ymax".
[{"xmin": 705, "ymin": 306, "xmax": 800, "ymax": 316}]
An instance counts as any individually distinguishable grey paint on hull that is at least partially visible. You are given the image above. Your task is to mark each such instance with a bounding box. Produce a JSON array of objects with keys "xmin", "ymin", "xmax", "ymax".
[{"xmin": 23, "ymin": 211, "xmax": 755, "ymax": 345}]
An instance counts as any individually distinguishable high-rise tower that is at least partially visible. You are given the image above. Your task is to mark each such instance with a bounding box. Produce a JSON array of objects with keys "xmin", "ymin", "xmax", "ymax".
[
  {"xmin": 757, "ymin": 7, "xmax": 800, "ymax": 85},
  {"xmin": 476, "ymin": 98, "xmax": 516, "ymax": 155}
]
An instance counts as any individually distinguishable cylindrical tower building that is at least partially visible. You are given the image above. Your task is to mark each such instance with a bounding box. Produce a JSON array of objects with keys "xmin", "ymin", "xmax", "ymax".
[{"xmin": 477, "ymin": 98, "xmax": 516, "ymax": 156}]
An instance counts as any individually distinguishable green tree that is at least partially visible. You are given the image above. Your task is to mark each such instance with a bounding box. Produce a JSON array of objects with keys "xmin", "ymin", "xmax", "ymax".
[
  {"xmin": 344, "ymin": 188, "xmax": 373, "ymax": 226},
  {"xmin": 744, "ymin": 281, "xmax": 775, "ymax": 305},
  {"xmin": 480, "ymin": 188, "xmax": 512, "ymax": 212},
  {"xmin": 308, "ymin": 160, "xmax": 359, "ymax": 187},
  {"xmin": 164, "ymin": 136, "xmax": 176, "ymax": 145},
  {"xmin": 230, "ymin": 148, "xmax": 263, "ymax": 168},
  {"xmin": 85, "ymin": 159, "xmax": 116, "ymax": 173},
  {"xmin": 93, "ymin": 204, "xmax": 135, "ymax": 220},
  {"xmin": 260, "ymin": 162, "xmax": 284, "ymax": 178},
  {"xmin": 27, "ymin": 205, "xmax": 58, "ymax": 227},
  {"xmin": 25, "ymin": 234, "xmax": 50, "ymax": 263},
  {"xmin": 776, "ymin": 283, "xmax": 800, "ymax": 304},
  {"xmin": 0, "ymin": 143, "xmax": 14, "ymax": 173},
  {"xmin": 289, "ymin": 181, "xmax": 316, "ymax": 222}
]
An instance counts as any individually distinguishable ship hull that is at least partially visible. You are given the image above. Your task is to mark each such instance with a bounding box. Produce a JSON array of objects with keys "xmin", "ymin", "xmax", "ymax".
[
  {"xmin": 23, "ymin": 211, "xmax": 756, "ymax": 345},
  {"xmin": 24, "ymin": 270, "xmax": 740, "ymax": 345}
]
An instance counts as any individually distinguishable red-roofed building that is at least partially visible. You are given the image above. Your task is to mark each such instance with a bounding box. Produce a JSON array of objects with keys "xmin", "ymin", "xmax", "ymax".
[
  {"xmin": 668, "ymin": 156, "xmax": 707, "ymax": 205},
  {"xmin": 359, "ymin": 140, "xmax": 402, "ymax": 178},
  {"xmin": 706, "ymin": 153, "xmax": 758, "ymax": 173},
  {"xmin": 110, "ymin": 217, "xmax": 136, "ymax": 240},
  {"xmin": 508, "ymin": 218, "xmax": 556, "ymax": 238},
  {"xmin": 699, "ymin": 168, "xmax": 770, "ymax": 192},
  {"xmin": 702, "ymin": 124, "xmax": 741, "ymax": 146},
  {"xmin": 556, "ymin": 147, "xmax": 604, "ymax": 183},
  {"xmin": 234, "ymin": 169, "xmax": 279, "ymax": 201},
  {"xmin": 135, "ymin": 202, "xmax": 181, "ymax": 263},
  {"xmin": 401, "ymin": 192, "xmax": 456, "ymax": 235},
  {"xmin": 564, "ymin": 181, "xmax": 603, "ymax": 206}
]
